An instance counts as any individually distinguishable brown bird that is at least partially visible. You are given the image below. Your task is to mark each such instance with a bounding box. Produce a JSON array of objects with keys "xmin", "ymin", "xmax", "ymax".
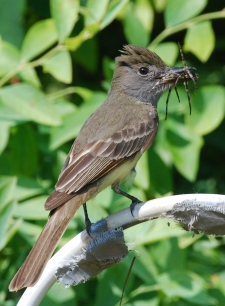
[{"xmin": 9, "ymin": 44, "xmax": 198, "ymax": 291}]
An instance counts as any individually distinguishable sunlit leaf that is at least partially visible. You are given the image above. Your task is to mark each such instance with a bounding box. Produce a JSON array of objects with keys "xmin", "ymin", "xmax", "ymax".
[
  {"xmin": 124, "ymin": 8, "xmax": 149, "ymax": 47},
  {"xmin": 14, "ymin": 196, "xmax": 48, "ymax": 220},
  {"xmin": 184, "ymin": 21, "xmax": 215, "ymax": 62},
  {"xmin": 0, "ymin": 100, "xmax": 28, "ymax": 123},
  {"xmin": 0, "ymin": 121, "xmax": 11, "ymax": 154},
  {"xmin": 0, "ymin": 176, "xmax": 17, "ymax": 249},
  {"xmin": 47, "ymin": 282, "xmax": 76, "ymax": 304},
  {"xmin": 19, "ymin": 67, "xmax": 41, "ymax": 88},
  {"xmin": 135, "ymin": 151, "xmax": 151, "ymax": 191},
  {"xmin": 43, "ymin": 50, "xmax": 72, "ymax": 83},
  {"xmin": 0, "ymin": 84, "xmax": 62, "ymax": 126},
  {"xmin": 153, "ymin": 0, "xmax": 168, "ymax": 12},
  {"xmin": 0, "ymin": 41, "xmax": 20, "ymax": 77},
  {"xmin": 158, "ymin": 270, "xmax": 203, "ymax": 298},
  {"xmin": 21, "ymin": 19, "xmax": 58, "ymax": 61},
  {"xmin": 165, "ymin": 0, "xmax": 207, "ymax": 27},
  {"xmin": 100, "ymin": 0, "xmax": 129, "ymax": 29},
  {"xmin": 85, "ymin": 0, "xmax": 109, "ymax": 26},
  {"xmin": 166, "ymin": 118, "xmax": 203, "ymax": 181},
  {"xmin": 151, "ymin": 42, "xmax": 178, "ymax": 66},
  {"xmin": 16, "ymin": 176, "xmax": 45, "ymax": 201},
  {"xmin": 50, "ymin": 0, "xmax": 79, "ymax": 42},
  {"xmin": 65, "ymin": 24, "xmax": 100, "ymax": 51},
  {"xmin": 18, "ymin": 221, "xmax": 43, "ymax": 245},
  {"xmin": 0, "ymin": 199, "xmax": 17, "ymax": 249},
  {"xmin": 186, "ymin": 85, "xmax": 225, "ymax": 135},
  {"xmin": 0, "ymin": 177, "xmax": 17, "ymax": 207},
  {"xmin": 134, "ymin": 0, "xmax": 154, "ymax": 33}
]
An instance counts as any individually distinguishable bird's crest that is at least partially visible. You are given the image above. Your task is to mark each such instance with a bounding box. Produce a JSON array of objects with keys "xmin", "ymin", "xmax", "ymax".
[{"xmin": 116, "ymin": 44, "xmax": 166, "ymax": 67}]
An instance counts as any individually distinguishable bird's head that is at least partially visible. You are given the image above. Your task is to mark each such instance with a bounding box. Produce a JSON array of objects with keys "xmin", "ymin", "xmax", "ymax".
[{"xmin": 111, "ymin": 44, "xmax": 198, "ymax": 106}]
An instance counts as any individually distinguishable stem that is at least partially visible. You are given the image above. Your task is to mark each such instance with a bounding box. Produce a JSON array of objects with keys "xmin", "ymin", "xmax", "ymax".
[
  {"xmin": 149, "ymin": 10, "xmax": 225, "ymax": 48},
  {"xmin": 0, "ymin": 44, "xmax": 66, "ymax": 88},
  {"xmin": 47, "ymin": 87, "xmax": 77, "ymax": 100}
]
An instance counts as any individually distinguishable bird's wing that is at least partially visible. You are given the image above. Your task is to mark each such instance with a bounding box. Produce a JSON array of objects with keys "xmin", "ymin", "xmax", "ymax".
[{"xmin": 45, "ymin": 118, "xmax": 157, "ymax": 210}]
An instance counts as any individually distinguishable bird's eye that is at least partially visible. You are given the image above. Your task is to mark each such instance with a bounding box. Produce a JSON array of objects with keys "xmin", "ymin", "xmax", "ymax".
[{"xmin": 138, "ymin": 67, "xmax": 149, "ymax": 75}]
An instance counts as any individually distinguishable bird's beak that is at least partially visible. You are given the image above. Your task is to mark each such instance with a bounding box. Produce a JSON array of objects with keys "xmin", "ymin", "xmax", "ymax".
[{"xmin": 156, "ymin": 66, "xmax": 199, "ymax": 85}]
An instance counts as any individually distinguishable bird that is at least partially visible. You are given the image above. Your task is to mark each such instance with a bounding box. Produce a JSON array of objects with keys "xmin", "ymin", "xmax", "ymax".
[{"xmin": 9, "ymin": 44, "xmax": 198, "ymax": 291}]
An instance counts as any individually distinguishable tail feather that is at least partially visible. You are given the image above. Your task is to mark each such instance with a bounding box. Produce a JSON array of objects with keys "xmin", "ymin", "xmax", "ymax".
[{"xmin": 9, "ymin": 196, "xmax": 81, "ymax": 291}]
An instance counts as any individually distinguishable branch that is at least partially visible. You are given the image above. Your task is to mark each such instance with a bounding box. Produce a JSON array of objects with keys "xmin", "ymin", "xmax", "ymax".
[
  {"xmin": 16, "ymin": 193, "xmax": 225, "ymax": 306},
  {"xmin": 149, "ymin": 10, "xmax": 225, "ymax": 48}
]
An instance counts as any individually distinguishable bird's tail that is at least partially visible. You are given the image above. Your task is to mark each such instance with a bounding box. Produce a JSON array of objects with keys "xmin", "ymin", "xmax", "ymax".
[{"xmin": 9, "ymin": 196, "xmax": 82, "ymax": 291}]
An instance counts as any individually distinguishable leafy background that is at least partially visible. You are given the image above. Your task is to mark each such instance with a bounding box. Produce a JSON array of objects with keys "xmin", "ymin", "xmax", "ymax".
[{"xmin": 1, "ymin": 0, "xmax": 225, "ymax": 305}]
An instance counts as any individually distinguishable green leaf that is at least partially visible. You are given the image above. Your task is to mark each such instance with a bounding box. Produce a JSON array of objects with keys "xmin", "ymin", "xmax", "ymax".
[
  {"xmin": 127, "ymin": 219, "xmax": 185, "ymax": 246},
  {"xmin": 0, "ymin": 0, "xmax": 25, "ymax": 48},
  {"xmin": 124, "ymin": 9, "xmax": 149, "ymax": 47},
  {"xmin": 53, "ymin": 98, "xmax": 77, "ymax": 116},
  {"xmin": 100, "ymin": 0, "xmax": 129, "ymax": 29},
  {"xmin": 85, "ymin": 0, "xmax": 109, "ymax": 26},
  {"xmin": 14, "ymin": 196, "xmax": 48, "ymax": 220},
  {"xmin": 19, "ymin": 67, "xmax": 41, "ymax": 88},
  {"xmin": 73, "ymin": 38, "xmax": 98, "ymax": 74},
  {"xmin": 135, "ymin": 151, "xmax": 151, "ymax": 191},
  {"xmin": 158, "ymin": 270, "xmax": 204, "ymax": 298},
  {"xmin": 148, "ymin": 149, "xmax": 173, "ymax": 196},
  {"xmin": 151, "ymin": 42, "xmax": 178, "ymax": 66},
  {"xmin": 50, "ymin": 0, "xmax": 79, "ymax": 43},
  {"xmin": 0, "ymin": 41, "xmax": 41, "ymax": 87},
  {"xmin": 0, "ymin": 99, "xmax": 28, "ymax": 123},
  {"xmin": 134, "ymin": 0, "xmax": 154, "ymax": 33},
  {"xmin": 74, "ymin": 86, "xmax": 93, "ymax": 100},
  {"xmin": 43, "ymin": 50, "xmax": 72, "ymax": 84},
  {"xmin": 186, "ymin": 85, "xmax": 225, "ymax": 135},
  {"xmin": 0, "ymin": 121, "xmax": 11, "ymax": 154},
  {"xmin": 9, "ymin": 124, "xmax": 38, "ymax": 176},
  {"xmin": 49, "ymin": 92, "xmax": 106, "ymax": 149},
  {"xmin": 152, "ymin": 0, "xmax": 167, "ymax": 12},
  {"xmin": 17, "ymin": 221, "xmax": 43, "ymax": 245},
  {"xmin": 5, "ymin": 218, "xmax": 22, "ymax": 248},
  {"xmin": 0, "ymin": 41, "xmax": 20, "ymax": 77},
  {"xmin": 47, "ymin": 282, "xmax": 76, "ymax": 304},
  {"xmin": 123, "ymin": 245, "xmax": 157, "ymax": 283},
  {"xmin": 166, "ymin": 118, "xmax": 204, "ymax": 181},
  {"xmin": 0, "ymin": 177, "xmax": 17, "ymax": 249},
  {"xmin": 151, "ymin": 238, "xmax": 185, "ymax": 272},
  {"xmin": 21, "ymin": 19, "xmax": 58, "ymax": 61},
  {"xmin": 0, "ymin": 177, "xmax": 17, "ymax": 207},
  {"xmin": 16, "ymin": 176, "xmax": 45, "ymax": 201},
  {"xmin": 0, "ymin": 84, "xmax": 62, "ymax": 126},
  {"xmin": 184, "ymin": 21, "xmax": 215, "ymax": 62},
  {"xmin": 0, "ymin": 199, "xmax": 17, "ymax": 249},
  {"xmin": 154, "ymin": 120, "xmax": 173, "ymax": 165},
  {"xmin": 64, "ymin": 0, "xmax": 105, "ymax": 50},
  {"xmin": 65, "ymin": 23, "xmax": 100, "ymax": 51},
  {"xmin": 165, "ymin": 0, "xmax": 207, "ymax": 27}
]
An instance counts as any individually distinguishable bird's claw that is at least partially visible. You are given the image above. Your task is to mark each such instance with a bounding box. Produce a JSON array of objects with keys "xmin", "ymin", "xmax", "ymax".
[
  {"xmin": 85, "ymin": 217, "xmax": 92, "ymax": 237},
  {"xmin": 130, "ymin": 198, "xmax": 142, "ymax": 217}
]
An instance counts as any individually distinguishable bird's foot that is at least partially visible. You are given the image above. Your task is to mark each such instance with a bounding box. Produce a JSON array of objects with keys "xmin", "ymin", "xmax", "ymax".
[
  {"xmin": 83, "ymin": 203, "xmax": 92, "ymax": 237},
  {"xmin": 85, "ymin": 217, "xmax": 92, "ymax": 237},
  {"xmin": 130, "ymin": 197, "xmax": 142, "ymax": 217}
]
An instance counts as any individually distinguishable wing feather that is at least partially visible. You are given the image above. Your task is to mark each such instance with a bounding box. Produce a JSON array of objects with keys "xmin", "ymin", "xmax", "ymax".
[{"xmin": 45, "ymin": 116, "xmax": 158, "ymax": 210}]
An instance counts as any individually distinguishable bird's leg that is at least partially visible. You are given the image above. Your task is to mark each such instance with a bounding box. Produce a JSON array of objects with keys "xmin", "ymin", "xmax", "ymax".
[
  {"xmin": 83, "ymin": 203, "xmax": 92, "ymax": 236},
  {"xmin": 112, "ymin": 183, "xmax": 142, "ymax": 217}
]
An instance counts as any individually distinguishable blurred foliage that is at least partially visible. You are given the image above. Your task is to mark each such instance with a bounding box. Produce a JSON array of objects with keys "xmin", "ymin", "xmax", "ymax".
[{"xmin": 1, "ymin": 0, "xmax": 225, "ymax": 305}]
